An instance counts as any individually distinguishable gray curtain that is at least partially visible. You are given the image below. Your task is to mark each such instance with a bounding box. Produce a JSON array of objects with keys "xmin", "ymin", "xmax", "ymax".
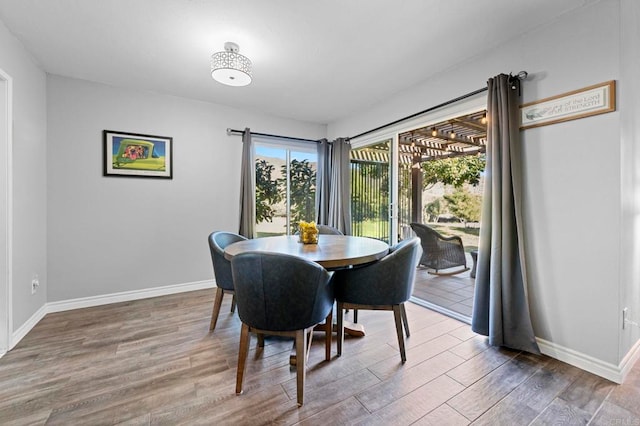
[
  {"xmin": 327, "ymin": 138, "xmax": 351, "ymax": 235},
  {"xmin": 316, "ymin": 138, "xmax": 351, "ymax": 234},
  {"xmin": 315, "ymin": 138, "xmax": 331, "ymax": 225},
  {"xmin": 238, "ymin": 128, "xmax": 255, "ymax": 238},
  {"xmin": 471, "ymin": 74, "xmax": 540, "ymax": 354}
]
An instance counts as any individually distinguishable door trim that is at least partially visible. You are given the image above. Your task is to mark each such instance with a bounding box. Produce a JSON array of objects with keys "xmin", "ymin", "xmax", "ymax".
[{"xmin": 0, "ymin": 68, "xmax": 13, "ymax": 356}]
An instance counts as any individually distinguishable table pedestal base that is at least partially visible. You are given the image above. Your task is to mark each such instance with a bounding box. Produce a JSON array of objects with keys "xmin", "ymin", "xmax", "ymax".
[
  {"xmin": 289, "ymin": 321, "xmax": 366, "ymax": 365},
  {"xmin": 340, "ymin": 321, "xmax": 365, "ymax": 337}
]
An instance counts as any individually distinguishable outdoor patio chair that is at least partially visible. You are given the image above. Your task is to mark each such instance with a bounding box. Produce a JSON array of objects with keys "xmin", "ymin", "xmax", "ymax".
[{"xmin": 410, "ymin": 222, "xmax": 469, "ymax": 276}]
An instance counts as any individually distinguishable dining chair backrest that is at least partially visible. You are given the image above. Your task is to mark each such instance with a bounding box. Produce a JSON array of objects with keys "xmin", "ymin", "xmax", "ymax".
[
  {"xmin": 333, "ymin": 237, "xmax": 422, "ymax": 305},
  {"xmin": 231, "ymin": 252, "xmax": 333, "ymax": 331},
  {"xmin": 293, "ymin": 224, "xmax": 343, "ymax": 236},
  {"xmin": 317, "ymin": 225, "xmax": 343, "ymax": 235},
  {"xmin": 208, "ymin": 231, "xmax": 247, "ymax": 291}
]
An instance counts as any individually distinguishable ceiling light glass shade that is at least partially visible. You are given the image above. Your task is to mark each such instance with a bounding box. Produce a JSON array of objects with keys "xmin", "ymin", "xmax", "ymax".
[{"xmin": 211, "ymin": 42, "xmax": 252, "ymax": 87}]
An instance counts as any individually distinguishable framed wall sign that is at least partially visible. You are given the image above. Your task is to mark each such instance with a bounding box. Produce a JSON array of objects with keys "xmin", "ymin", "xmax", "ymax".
[
  {"xmin": 103, "ymin": 130, "xmax": 173, "ymax": 179},
  {"xmin": 520, "ymin": 80, "xmax": 616, "ymax": 130}
]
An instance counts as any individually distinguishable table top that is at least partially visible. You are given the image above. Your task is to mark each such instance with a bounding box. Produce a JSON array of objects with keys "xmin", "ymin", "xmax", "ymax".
[{"xmin": 224, "ymin": 235, "xmax": 390, "ymax": 270}]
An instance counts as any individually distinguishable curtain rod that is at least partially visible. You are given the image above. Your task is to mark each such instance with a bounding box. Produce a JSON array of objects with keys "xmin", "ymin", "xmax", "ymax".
[
  {"xmin": 348, "ymin": 87, "xmax": 488, "ymax": 141},
  {"xmin": 226, "ymin": 128, "xmax": 321, "ymax": 144},
  {"xmin": 348, "ymin": 72, "xmax": 527, "ymax": 140}
]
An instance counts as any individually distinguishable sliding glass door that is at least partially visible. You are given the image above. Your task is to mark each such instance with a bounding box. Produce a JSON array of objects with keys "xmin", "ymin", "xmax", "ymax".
[{"xmin": 348, "ymin": 102, "xmax": 488, "ymax": 323}]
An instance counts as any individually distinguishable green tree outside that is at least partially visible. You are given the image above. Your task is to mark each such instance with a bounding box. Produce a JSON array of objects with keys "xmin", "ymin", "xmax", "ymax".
[
  {"xmin": 424, "ymin": 198, "xmax": 443, "ymax": 222},
  {"xmin": 255, "ymin": 159, "xmax": 283, "ymax": 223},
  {"xmin": 443, "ymin": 187, "xmax": 482, "ymax": 225},
  {"xmin": 280, "ymin": 159, "xmax": 316, "ymax": 234},
  {"xmin": 421, "ymin": 155, "xmax": 486, "ymax": 189}
]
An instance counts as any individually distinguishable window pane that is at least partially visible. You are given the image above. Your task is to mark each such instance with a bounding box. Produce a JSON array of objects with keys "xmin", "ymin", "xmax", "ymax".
[
  {"xmin": 255, "ymin": 146, "xmax": 287, "ymax": 237},
  {"xmin": 254, "ymin": 144, "xmax": 317, "ymax": 237},
  {"xmin": 288, "ymin": 150, "xmax": 317, "ymax": 234}
]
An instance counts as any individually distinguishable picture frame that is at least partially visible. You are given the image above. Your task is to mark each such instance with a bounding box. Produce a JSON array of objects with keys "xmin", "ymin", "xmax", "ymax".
[
  {"xmin": 520, "ymin": 80, "xmax": 616, "ymax": 130},
  {"xmin": 103, "ymin": 130, "xmax": 173, "ymax": 179}
]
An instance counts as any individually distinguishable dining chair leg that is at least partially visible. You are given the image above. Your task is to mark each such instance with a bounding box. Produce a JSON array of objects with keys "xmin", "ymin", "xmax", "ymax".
[
  {"xmin": 235, "ymin": 323, "xmax": 250, "ymax": 394},
  {"xmin": 400, "ymin": 303, "xmax": 410, "ymax": 337},
  {"xmin": 295, "ymin": 329, "xmax": 307, "ymax": 406},
  {"xmin": 393, "ymin": 305, "xmax": 407, "ymax": 363},
  {"xmin": 230, "ymin": 293, "xmax": 236, "ymax": 313},
  {"xmin": 257, "ymin": 333, "xmax": 265, "ymax": 348},
  {"xmin": 353, "ymin": 309, "xmax": 358, "ymax": 323},
  {"xmin": 336, "ymin": 302, "xmax": 344, "ymax": 357},
  {"xmin": 306, "ymin": 328, "xmax": 314, "ymax": 363},
  {"xmin": 209, "ymin": 287, "xmax": 224, "ymax": 331},
  {"xmin": 324, "ymin": 311, "xmax": 333, "ymax": 361}
]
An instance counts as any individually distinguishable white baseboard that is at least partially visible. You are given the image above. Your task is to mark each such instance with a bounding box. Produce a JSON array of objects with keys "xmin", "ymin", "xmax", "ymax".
[
  {"xmin": 537, "ymin": 336, "xmax": 640, "ymax": 384},
  {"xmin": 11, "ymin": 280, "xmax": 216, "ymax": 350},
  {"xmin": 619, "ymin": 338, "xmax": 640, "ymax": 381},
  {"xmin": 10, "ymin": 303, "xmax": 48, "ymax": 350},
  {"xmin": 46, "ymin": 280, "xmax": 215, "ymax": 313}
]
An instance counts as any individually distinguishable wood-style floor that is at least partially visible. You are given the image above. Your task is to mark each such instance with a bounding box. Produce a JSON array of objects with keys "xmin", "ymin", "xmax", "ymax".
[{"xmin": 1, "ymin": 288, "xmax": 639, "ymax": 425}]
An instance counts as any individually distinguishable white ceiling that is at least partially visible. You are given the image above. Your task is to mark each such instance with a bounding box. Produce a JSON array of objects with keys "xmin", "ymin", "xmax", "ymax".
[{"xmin": 0, "ymin": 0, "xmax": 593, "ymax": 124}]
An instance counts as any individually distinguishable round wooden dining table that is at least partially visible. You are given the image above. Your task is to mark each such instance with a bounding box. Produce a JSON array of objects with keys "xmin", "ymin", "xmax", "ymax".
[
  {"xmin": 224, "ymin": 234, "xmax": 390, "ymax": 270},
  {"xmin": 224, "ymin": 234, "xmax": 390, "ymax": 363}
]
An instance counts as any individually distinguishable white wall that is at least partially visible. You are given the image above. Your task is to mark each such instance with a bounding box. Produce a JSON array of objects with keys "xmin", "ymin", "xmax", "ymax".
[
  {"xmin": 47, "ymin": 75, "xmax": 325, "ymax": 301},
  {"xmin": 0, "ymin": 19, "xmax": 47, "ymax": 334},
  {"xmin": 520, "ymin": 0, "xmax": 621, "ymax": 368},
  {"xmin": 330, "ymin": 0, "xmax": 628, "ymax": 367}
]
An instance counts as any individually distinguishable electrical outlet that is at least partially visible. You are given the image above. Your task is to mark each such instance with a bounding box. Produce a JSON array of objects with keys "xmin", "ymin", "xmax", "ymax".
[
  {"xmin": 623, "ymin": 307, "xmax": 640, "ymax": 329},
  {"xmin": 31, "ymin": 274, "xmax": 39, "ymax": 295}
]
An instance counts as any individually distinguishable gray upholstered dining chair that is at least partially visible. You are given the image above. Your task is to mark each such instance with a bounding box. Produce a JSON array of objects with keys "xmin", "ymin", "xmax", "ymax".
[
  {"xmin": 332, "ymin": 237, "xmax": 422, "ymax": 363},
  {"xmin": 316, "ymin": 224, "xmax": 343, "ymax": 235},
  {"xmin": 207, "ymin": 231, "xmax": 247, "ymax": 332},
  {"xmin": 231, "ymin": 252, "xmax": 334, "ymax": 407},
  {"xmin": 293, "ymin": 224, "xmax": 343, "ymax": 236}
]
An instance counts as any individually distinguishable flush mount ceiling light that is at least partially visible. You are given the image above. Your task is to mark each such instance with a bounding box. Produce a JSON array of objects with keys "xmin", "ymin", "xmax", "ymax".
[{"xmin": 211, "ymin": 42, "xmax": 252, "ymax": 87}]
